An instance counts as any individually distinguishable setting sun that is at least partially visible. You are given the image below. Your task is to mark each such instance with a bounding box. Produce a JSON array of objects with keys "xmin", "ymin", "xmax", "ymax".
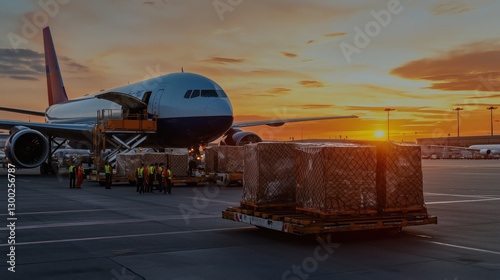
[{"xmin": 374, "ymin": 130, "xmax": 385, "ymax": 139}]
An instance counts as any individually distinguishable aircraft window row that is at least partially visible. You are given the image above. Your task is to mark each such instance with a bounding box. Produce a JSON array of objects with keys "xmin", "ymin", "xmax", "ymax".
[{"xmin": 184, "ymin": 89, "xmax": 227, "ymax": 99}]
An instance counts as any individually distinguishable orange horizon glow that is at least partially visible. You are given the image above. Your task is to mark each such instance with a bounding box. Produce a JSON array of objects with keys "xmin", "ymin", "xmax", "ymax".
[{"xmin": 0, "ymin": 2, "xmax": 499, "ymax": 142}]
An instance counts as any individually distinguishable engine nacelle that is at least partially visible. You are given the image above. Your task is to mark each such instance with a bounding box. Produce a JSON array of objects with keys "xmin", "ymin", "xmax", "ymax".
[
  {"xmin": 479, "ymin": 149, "xmax": 491, "ymax": 155},
  {"xmin": 220, "ymin": 128, "xmax": 263, "ymax": 146},
  {"xmin": 5, "ymin": 127, "xmax": 50, "ymax": 169}
]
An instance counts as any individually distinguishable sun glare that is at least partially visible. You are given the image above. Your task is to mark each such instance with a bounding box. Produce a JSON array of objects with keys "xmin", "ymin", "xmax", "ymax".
[{"xmin": 374, "ymin": 130, "xmax": 385, "ymax": 138}]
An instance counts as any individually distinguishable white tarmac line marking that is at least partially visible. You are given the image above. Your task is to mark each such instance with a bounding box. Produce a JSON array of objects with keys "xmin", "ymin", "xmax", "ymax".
[
  {"xmin": 0, "ymin": 214, "xmax": 221, "ymax": 231},
  {"xmin": 0, "ymin": 226, "xmax": 254, "ymax": 247},
  {"xmin": 428, "ymin": 241, "xmax": 500, "ymax": 256},
  {"xmin": 424, "ymin": 192, "xmax": 500, "ymax": 199},
  {"xmin": 0, "ymin": 207, "xmax": 171, "ymax": 216},
  {"xmin": 426, "ymin": 197, "xmax": 500, "ymax": 205}
]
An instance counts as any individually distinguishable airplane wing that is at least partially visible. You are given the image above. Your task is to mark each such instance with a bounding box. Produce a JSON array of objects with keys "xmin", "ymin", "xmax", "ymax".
[
  {"xmin": 0, "ymin": 120, "xmax": 94, "ymax": 141},
  {"xmin": 232, "ymin": 115, "xmax": 358, "ymax": 128},
  {"xmin": 0, "ymin": 107, "xmax": 46, "ymax": 116}
]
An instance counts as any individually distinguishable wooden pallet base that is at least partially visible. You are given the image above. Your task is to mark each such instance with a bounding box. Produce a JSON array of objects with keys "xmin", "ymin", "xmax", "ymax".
[{"xmin": 222, "ymin": 206, "xmax": 437, "ymax": 235}]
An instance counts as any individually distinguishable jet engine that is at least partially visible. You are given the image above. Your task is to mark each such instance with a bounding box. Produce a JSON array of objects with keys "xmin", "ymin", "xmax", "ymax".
[
  {"xmin": 220, "ymin": 128, "xmax": 263, "ymax": 146},
  {"xmin": 5, "ymin": 127, "xmax": 50, "ymax": 169},
  {"xmin": 479, "ymin": 149, "xmax": 492, "ymax": 155}
]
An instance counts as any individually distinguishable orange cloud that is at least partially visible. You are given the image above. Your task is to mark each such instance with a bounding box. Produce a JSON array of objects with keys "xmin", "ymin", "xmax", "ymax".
[
  {"xmin": 432, "ymin": 1, "xmax": 475, "ymax": 15},
  {"xmin": 292, "ymin": 104, "xmax": 336, "ymax": 109},
  {"xmin": 269, "ymin": 87, "xmax": 292, "ymax": 94},
  {"xmin": 391, "ymin": 40, "xmax": 500, "ymax": 92},
  {"xmin": 248, "ymin": 87, "xmax": 292, "ymax": 97},
  {"xmin": 202, "ymin": 57, "xmax": 247, "ymax": 64},
  {"xmin": 324, "ymin": 32, "xmax": 347, "ymax": 38},
  {"xmin": 281, "ymin": 51, "xmax": 298, "ymax": 58},
  {"xmin": 468, "ymin": 94, "xmax": 500, "ymax": 99},
  {"xmin": 298, "ymin": 80, "xmax": 325, "ymax": 88}
]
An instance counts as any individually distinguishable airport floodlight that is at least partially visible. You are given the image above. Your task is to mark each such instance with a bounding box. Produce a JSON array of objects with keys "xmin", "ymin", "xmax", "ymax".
[
  {"xmin": 486, "ymin": 106, "xmax": 497, "ymax": 136},
  {"xmin": 453, "ymin": 107, "xmax": 464, "ymax": 137},
  {"xmin": 384, "ymin": 108, "xmax": 395, "ymax": 141}
]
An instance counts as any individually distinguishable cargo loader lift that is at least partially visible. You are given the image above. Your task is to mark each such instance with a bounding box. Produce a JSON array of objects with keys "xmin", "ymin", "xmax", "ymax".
[{"xmin": 90, "ymin": 109, "xmax": 157, "ymax": 184}]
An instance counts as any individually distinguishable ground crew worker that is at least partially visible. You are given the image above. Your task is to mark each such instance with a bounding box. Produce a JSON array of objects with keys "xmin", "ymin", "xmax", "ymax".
[
  {"xmin": 68, "ymin": 161, "xmax": 76, "ymax": 189},
  {"xmin": 148, "ymin": 163, "xmax": 155, "ymax": 193},
  {"xmin": 156, "ymin": 163, "xmax": 163, "ymax": 192},
  {"xmin": 165, "ymin": 165, "xmax": 172, "ymax": 194},
  {"xmin": 161, "ymin": 162, "xmax": 167, "ymax": 192},
  {"xmin": 76, "ymin": 163, "xmax": 84, "ymax": 189},
  {"xmin": 136, "ymin": 163, "xmax": 145, "ymax": 193},
  {"xmin": 104, "ymin": 160, "xmax": 112, "ymax": 189}
]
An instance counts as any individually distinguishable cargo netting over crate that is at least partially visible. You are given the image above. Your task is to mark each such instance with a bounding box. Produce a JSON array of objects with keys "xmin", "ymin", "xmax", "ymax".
[
  {"xmin": 295, "ymin": 143, "xmax": 378, "ymax": 215},
  {"xmin": 116, "ymin": 151, "xmax": 188, "ymax": 178},
  {"xmin": 242, "ymin": 142, "xmax": 297, "ymax": 206},
  {"xmin": 375, "ymin": 142, "xmax": 424, "ymax": 212},
  {"xmin": 204, "ymin": 146, "xmax": 244, "ymax": 173}
]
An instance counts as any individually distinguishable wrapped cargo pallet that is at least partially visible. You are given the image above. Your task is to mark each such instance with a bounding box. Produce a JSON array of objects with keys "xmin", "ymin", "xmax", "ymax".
[
  {"xmin": 217, "ymin": 146, "xmax": 244, "ymax": 173},
  {"xmin": 116, "ymin": 150, "xmax": 189, "ymax": 178},
  {"xmin": 295, "ymin": 143, "xmax": 378, "ymax": 216},
  {"xmin": 204, "ymin": 146, "xmax": 218, "ymax": 173},
  {"xmin": 242, "ymin": 142, "xmax": 297, "ymax": 206},
  {"xmin": 116, "ymin": 153, "xmax": 143, "ymax": 177},
  {"xmin": 376, "ymin": 142, "xmax": 424, "ymax": 212}
]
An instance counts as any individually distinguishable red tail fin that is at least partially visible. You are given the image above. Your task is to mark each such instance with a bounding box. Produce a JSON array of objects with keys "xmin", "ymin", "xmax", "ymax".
[{"xmin": 43, "ymin": 27, "xmax": 68, "ymax": 106}]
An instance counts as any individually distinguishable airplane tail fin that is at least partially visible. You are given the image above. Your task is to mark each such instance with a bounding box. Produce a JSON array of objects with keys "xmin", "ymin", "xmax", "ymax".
[{"xmin": 43, "ymin": 27, "xmax": 68, "ymax": 106}]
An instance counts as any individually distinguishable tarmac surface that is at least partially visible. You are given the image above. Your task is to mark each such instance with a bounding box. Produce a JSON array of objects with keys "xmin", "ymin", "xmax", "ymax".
[{"xmin": 0, "ymin": 159, "xmax": 499, "ymax": 280}]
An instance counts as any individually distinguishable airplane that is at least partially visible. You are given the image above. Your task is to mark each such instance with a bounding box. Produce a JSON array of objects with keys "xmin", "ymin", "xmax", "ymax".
[
  {"xmin": 424, "ymin": 144, "xmax": 500, "ymax": 157},
  {"xmin": 467, "ymin": 144, "xmax": 500, "ymax": 156},
  {"xmin": 0, "ymin": 27, "xmax": 357, "ymax": 174}
]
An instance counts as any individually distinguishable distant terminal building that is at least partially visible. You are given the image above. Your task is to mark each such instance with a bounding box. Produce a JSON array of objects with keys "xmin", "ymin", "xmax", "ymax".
[{"xmin": 417, "ymin": 135, "xmax": 500, "ymax": 158}]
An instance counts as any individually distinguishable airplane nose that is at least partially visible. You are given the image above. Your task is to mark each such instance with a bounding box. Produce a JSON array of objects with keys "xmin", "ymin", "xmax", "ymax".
[{"xmin": 205, "ymin": 99, "xmax": 233, "ymax": 116}]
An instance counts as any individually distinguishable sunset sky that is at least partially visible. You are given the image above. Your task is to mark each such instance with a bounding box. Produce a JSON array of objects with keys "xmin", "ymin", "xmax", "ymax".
[{"xmin": 0, "ymin": 0, "xmax": 499, "ymax": 142}]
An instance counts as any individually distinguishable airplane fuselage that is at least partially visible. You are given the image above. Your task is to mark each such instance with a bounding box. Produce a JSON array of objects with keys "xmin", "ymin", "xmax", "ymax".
[{"xmin": 45, "ymin": 72, "xmax": 234, "ymax": 148}]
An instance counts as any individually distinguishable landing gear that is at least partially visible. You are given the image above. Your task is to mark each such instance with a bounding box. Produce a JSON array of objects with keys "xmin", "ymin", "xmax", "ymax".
[{"xmin": 40, "ymin": 162, "xmax": 59, "ymax": 175}]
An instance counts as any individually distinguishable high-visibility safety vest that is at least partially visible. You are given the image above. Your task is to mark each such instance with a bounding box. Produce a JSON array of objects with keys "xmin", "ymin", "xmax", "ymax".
[
  {"xmin": 69, "ymin": 165, "xmax": 74, "ymax": 173},
  {"xmin": 104, "ymin": 165, "xmax": 111, "ymax": 174},
  {"xmin": 167, "ymin": 169, "xmax": 172, "ymax": 180},
  {"xmin": 148, "ymin": 166, "xmax": 155, "ymax": 175},
  {"xmin": 137, "ymin": 167, "xmax": 144, "ymax": 178}
]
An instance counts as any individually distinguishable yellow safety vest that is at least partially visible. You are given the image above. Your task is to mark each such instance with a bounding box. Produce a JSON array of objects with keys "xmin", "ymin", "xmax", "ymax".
[
  {"xmin": 69, "ymin": 165, "xmax": 74, "ymax": 173},
  {"xmin": 167, "ymin": 169, "xmax": 172, "ymax": 179},
  {"xmin": 137, "ymin": 167, "xmax": 144, "ymax": 178},
  {"xmin": 104, "ymin": 165, "xmax": 110, "ymax": 174},
  {"xmin": 148, "ymin": 166, "xmax": 155, "ymax": 175}
]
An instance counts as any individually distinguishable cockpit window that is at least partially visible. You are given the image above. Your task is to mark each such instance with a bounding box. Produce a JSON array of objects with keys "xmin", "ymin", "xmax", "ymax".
[
  {"xmin": 201, "ymin": 90, "xmax": 218, "ymax": 98},
  {"xmin": 184, "ymin": 89, "xmax": 228, "ymax": 99},
  {"xmin": 217, "ymin": 90, "xmax": 228, "ymax": 98},
  {"xmin": 191, "ymin": 89, "xmax": 200, "ymax": 98}
]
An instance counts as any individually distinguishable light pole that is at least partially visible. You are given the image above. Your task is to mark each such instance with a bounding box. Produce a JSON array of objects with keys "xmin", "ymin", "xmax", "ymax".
[
  {"xmin": 384, "ymin": 108, "xmax": 395, "ymax": 141},
  {"xmin": 453, "ymin": 107, "xmax": 463, "ymax": 137},
  {"xmin": 486, "ymin": 106, "xmax": 497, "ymax": 136}
]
